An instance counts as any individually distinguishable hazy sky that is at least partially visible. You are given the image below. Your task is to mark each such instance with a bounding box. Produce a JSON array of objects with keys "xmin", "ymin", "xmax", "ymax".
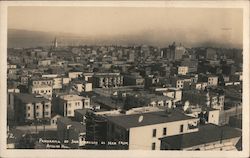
[{"xmin": 8, "ymin": 7, "xmax": 243, "ymax": 48}]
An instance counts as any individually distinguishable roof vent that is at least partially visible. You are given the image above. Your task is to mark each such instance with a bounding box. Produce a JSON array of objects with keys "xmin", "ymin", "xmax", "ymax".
[
  {"xmin": 165, "ymin": 108, "xmax": 172, "ymax": 116},
  {"xmin": 183, "ymin": 101, "xmax": 190, "ymax": 112},
  {"xmin": 138, "ymin": 115, "xmax": 143, "ymax": 123}
]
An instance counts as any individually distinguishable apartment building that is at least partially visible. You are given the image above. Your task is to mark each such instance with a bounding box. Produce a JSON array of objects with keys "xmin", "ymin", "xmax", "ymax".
[
  {"xmin": 85, "ymin": 107, "xmax": 199, "ymax": 150},
  {"xmin": 29, "ymin": 78, "xmax": 53, "ymax": 100},
  {"xmin": 199, "ymin": 74, "xmax": 219, "ymax": 87},
  {"xmin": 92, "ymin": 73, "xmax": 123, "ymax": 88},
  {"xmin": 124, "ymin": 91, "xmax": 174, "ymax": 110},
  {"xmin": 171, "ymin": 76, "xmax": 192, "ymax": 89},
  {"xmin": 13, "ymin": 93, "xmax": 51, "ymax": 124},
  {"xmin": 183, "ymin": 90, "xmax": 224, "ymax": 110},
  {"xmin": 56, "ymin": 94, "xmax": 90, "ymax": 117}
]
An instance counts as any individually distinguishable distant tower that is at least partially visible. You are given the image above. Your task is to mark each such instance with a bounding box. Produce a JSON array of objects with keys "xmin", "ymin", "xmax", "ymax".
[
  {"xmin": 53, "ymin": 37, "xmax": 58, "ymax": 49},
  {"xmin": 49, "ymin": 37, "xmax": 58, "ymax": 57}
]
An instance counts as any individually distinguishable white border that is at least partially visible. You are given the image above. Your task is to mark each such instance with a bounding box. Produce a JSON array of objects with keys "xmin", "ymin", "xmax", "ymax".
[{"xmin": 0, "ymin": 1, "xmax": 249, "ymax": 158}]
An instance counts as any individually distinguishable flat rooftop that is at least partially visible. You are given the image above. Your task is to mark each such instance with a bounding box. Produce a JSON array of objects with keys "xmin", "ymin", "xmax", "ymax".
[
  {"xmin": 31, "ymin": 77, "xmax": 53, "ymax": 81},
  {"xmin": 14, "ymin": 93, "xmax": 50, "ymax": 104},
  {"xmin": 75, "ymin": 109, "xmax": 88, "ymax": 115},
  {"xmin": 160, "ymin": 123, "xmax": 242, "ymax": 149},
  {"xmin": 59, "ymin": 94, "xmax": 85, "ymax": 101},
  {"xmin": 106, "ymin": 108, "xmax": 197, "ymax": 129}
]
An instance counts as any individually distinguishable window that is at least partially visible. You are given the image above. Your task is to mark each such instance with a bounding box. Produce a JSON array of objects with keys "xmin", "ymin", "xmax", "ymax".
[
  {"xmin": 45, "ymin": 112, "xmax": 49, "ymax": 115},
  {"xmin": 36, "ymin": 105, "xmax": 39, "ymax": 109},
  {"xmin": 45, "ymin": 104, "xmax": 49, "ymax": 109},
  {"xmin": 27, "ymin": 106, "xmax": 30, "ymax": 110},
  {"xmin": 75, "ymin": 102, "xmax": 78, "ymax": 106},
  {"xmin": 68, "ymin": 103, "xmax": 71, "ymax": 107},
  {"xmin": 152, "ymin": 143, "xmax": 156, "ymax": 150},
  {"xmin": 27, "ymin": 113, "xmax": 30, "ymax": 117},
  {"xmin": 152, "ymin": 129, "xmax": 156, "ymax": 137},
  {"xmin": 41, "ymin": 90, "xmax": 44, "ymax": 93},
  {"xmin": 36, "ymin": 113, "xmax": 39, "ymax": 117},
  {"xmin": 68, "ymin": 111, "xmax": 71, "ymax": 115},
  {"xmin": 163, "ymin": 128, "xmax": 167, "ymax": 136},
  {"xmin": 180, "ymin": 125, "xmax": 184, "ymax": 133}
]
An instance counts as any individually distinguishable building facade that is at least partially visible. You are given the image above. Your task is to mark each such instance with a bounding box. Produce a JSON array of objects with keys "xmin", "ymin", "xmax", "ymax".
[
  {"xmin": 29, "ymin": 78, "xmax": 53, "ymax": 100},
  {"xmin": 92, "ymin": 73, "xmax": 123, "ymax": 88},
  {"xmin": 57, "ymin": 94, "xmax": 90, "ymax": 117}
]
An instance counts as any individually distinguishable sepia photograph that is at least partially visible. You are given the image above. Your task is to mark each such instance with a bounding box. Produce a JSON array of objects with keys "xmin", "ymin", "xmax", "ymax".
[{"xmin": 0, "ymin": 1, "xmax": 249, "ymax": 158}]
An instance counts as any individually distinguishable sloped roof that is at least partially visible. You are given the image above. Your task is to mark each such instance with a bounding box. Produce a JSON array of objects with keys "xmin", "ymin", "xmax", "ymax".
[{"xmin": 160, "ymin": 124, "xmax": 242, "ymax": 149}]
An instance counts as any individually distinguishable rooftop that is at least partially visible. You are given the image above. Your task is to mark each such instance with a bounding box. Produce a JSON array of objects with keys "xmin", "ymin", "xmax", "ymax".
[
  {"xmin": 58, "ymin": 117, "xmax": 86, "ymax": 133},
  {"xmin": 160, "ymin": 124, "xmax": 242, "ymax": 149},
  {"xmin": 59, "ymin": 94, "xmax": 85, "ymax": 101},
  {"xmin": 105, "ymin": 108, "xmax": 197, "ymax": 129},
  {"xmin": 127, "ymin": 91, "xmax": 173, "ymax": 101},
  {"xmin": 31, "ymin": 77, "xmax": 54, "ymax": 81},
  {"xmin": 14, "ymin": 93, "xmax": 50, "ymax": 104},
  {"xmin": 70, "ymin": 121, "xmax": 86, "ymax": 133},
  {"xmin": 94, "ymin": 72, "xmax": 120, "ymax": 76},
  {"xmin": 75, "ymin": 109, "xmax": 88, "ymax": 115},
  {"xmin": 58, "ymin": 117, "xmax": 72, "ymax": 125},
  {"xmin": 183, "ymin": 90, "xmax": 222, "ymax": 96}
]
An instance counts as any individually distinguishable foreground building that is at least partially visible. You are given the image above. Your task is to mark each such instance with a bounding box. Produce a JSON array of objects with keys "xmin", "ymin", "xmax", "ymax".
[
  {"xmin": 86, "ymin": 107, "xmax": 199, "ymax": 150},
  {"xmin": 57, "ymin": 117, "xmax": 86, "ymax": 149}
]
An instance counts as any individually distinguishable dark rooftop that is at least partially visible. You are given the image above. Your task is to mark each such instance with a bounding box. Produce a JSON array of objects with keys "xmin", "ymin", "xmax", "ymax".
[
  {"xmin": 160, "ymin": 124, "xmax": 242, "ymax": 149},
  {"xmin": 58, "ymin": 117, "xmax": 72, "ymax": 125},
  {"xmin": 106, "ymin": 108, "xmax": 197, "ymax": 129},
  {"xmin": 38, "ymin": 130, "xmax": 58, "ymax": 140},
  {"xmin": 75, "ymin": 109, "xmax": 88, "ymax": 115},
  {"xmin": 58, "ymin": 117, "xmax": 86, "ymax": 133},
  {"xmin": 70, "ymin": 122, "xmax": 86, "ymax": 133},
  {"xmin": 14, "ymin": 93, "xmax": 50, "ymax": 104}
]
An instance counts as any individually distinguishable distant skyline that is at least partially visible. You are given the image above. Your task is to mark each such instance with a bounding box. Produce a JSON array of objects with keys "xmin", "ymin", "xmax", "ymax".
[{"xmin": 8, "ymin": 7, "xmax": 243, "ymax": 48}]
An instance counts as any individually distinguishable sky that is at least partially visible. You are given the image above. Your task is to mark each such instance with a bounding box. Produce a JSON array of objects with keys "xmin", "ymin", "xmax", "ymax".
[{"xmin": 8, "ymin": 7, "xmax": 243, "ymax": 48}]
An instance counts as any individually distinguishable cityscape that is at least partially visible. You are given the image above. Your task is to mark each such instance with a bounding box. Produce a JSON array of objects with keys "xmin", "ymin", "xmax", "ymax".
[{"xmin": 6, "ymin": 6, "xmax": 243, "ymax": 151}]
